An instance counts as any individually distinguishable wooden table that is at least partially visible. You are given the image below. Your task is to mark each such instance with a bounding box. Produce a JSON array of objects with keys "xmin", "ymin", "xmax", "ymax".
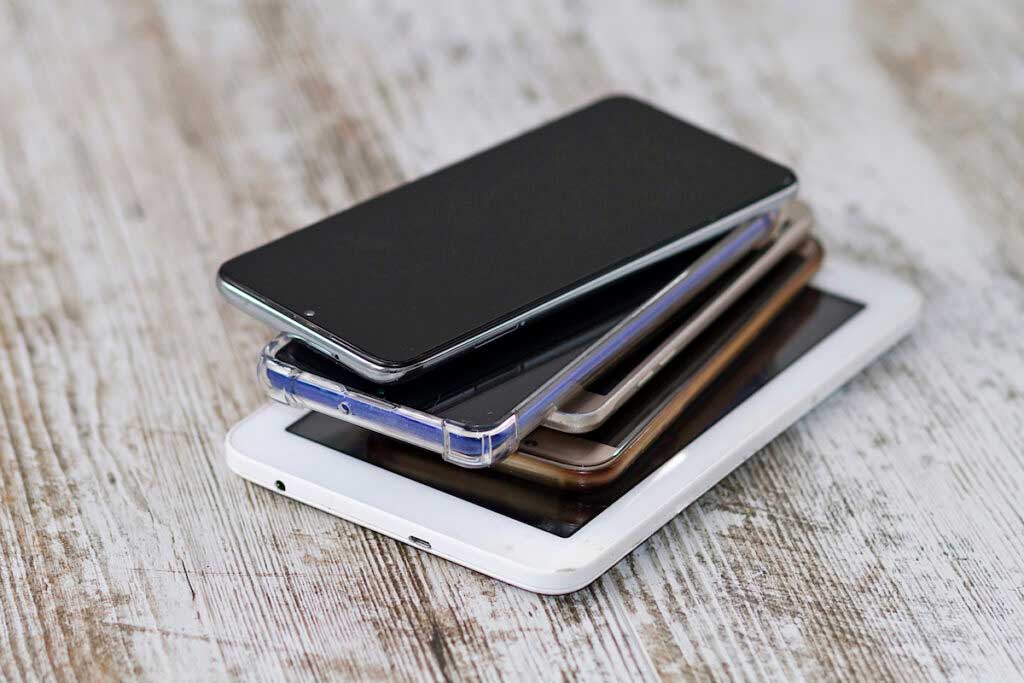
[{"xmin": 2, "ymin": 2, "xmax": 1021, "ymax": 680}]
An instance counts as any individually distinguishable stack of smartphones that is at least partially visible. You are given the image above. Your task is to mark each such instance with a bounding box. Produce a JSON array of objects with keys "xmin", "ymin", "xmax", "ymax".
[{"xmin": 220, "ymin": 97, "xmax": 921, "ymax": 593}]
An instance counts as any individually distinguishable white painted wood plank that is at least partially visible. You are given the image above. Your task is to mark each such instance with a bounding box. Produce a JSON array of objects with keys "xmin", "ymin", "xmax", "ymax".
[{"xmin": 0, "ymin": 1, "xmax": 1021, "ymax": 680}]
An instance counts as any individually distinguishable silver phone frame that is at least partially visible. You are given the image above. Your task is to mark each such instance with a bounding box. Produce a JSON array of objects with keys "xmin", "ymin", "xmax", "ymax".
[
  {"xmin": 219, "ymin": 184, "xmax": 797, "ymax": 384},
  {"xmin": 543, "ymin": 201, "xmax": 813, "ymax": 433}
]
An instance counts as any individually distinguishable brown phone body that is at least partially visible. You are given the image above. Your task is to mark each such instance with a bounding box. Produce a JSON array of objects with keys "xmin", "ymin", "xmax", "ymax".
[{"xmin": 495, "ymin": 237, "xmax": 824, "ymax": 489}]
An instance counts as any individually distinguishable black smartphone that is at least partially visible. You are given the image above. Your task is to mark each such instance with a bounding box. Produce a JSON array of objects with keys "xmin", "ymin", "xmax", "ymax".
[{"xmin": 218, "ymin": 95, "xmax": 797, "ymax": 383}]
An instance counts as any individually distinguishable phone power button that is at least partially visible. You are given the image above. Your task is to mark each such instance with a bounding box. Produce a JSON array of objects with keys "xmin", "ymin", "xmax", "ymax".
[{"xmin": 636, "ymin": 369, "xmax": 655, "ymax": 388}]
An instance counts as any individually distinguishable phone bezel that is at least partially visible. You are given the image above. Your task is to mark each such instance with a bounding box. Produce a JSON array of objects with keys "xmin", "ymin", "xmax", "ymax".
[{"xmin": 219, "ymin": 184, "xmax": 795, "ymax": 384}]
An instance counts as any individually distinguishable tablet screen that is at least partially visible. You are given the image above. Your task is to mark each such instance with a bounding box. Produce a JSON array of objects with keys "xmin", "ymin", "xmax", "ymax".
[{"xmin": 287, "ymin": 287, "xmax": 863, "ymax": 537}]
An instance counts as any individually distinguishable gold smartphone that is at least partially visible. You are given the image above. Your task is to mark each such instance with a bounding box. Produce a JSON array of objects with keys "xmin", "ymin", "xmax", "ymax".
[
  {"xmin": 498, "ymin": 237, "xmax": 824, "ymax": 489},
  {"xmin": 544, "ymin": 202, "xmax": 812, "ymax": 433}
]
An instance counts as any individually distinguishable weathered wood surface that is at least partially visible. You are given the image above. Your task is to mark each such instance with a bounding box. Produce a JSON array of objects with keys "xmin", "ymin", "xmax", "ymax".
[{"xmin": 1, "ymin": 1, "xmax": 1022, "ymax": 680}]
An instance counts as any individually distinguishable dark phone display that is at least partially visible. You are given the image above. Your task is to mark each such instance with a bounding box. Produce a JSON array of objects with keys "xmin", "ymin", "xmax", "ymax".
[
  {"xmin": 221, "ymin": 96, "xmax": 795, "ymax": 368},
  {"xmin": 288, "ymin": 287, "xmax": 863, "ymax": 537}
]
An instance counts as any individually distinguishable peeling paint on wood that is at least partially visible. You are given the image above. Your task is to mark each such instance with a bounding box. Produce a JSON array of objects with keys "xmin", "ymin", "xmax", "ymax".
[{"xmin": 1, "ymin": 1, "xmax": 1022, "ymax": 680}]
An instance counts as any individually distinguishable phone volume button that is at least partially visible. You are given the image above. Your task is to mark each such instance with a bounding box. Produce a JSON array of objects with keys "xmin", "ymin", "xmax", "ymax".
[{"xmin": 473, "ymin": 322, "xmax": 523, "ymax": 350}]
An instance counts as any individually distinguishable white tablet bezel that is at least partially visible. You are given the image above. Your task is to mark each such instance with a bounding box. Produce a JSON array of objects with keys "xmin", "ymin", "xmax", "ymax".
[{"xmin": 226, "ymin": 260, "xmax": 921, "ymax": 594}]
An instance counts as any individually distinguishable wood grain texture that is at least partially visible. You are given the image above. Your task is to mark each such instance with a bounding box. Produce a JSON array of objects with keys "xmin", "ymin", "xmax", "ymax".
[{"xmin": 1, "ymin": 1, "xmax": 1022, "ymax": 680}]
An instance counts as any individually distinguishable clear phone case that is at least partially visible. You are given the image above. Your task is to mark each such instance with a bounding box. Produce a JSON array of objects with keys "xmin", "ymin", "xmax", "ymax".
[
  {"xmin": 260, "ymin": 334, "xmax": 519, "ymax": 467},
  {"xmin": 259, "ymin": 212, "xmax": 778, "ymax": 468}
]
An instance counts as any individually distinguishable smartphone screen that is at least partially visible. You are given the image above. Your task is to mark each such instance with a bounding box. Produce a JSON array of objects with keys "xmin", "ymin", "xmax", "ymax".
[{"xmin": 220, "ymin": 96, "xmax": 796, "ymax": 374}]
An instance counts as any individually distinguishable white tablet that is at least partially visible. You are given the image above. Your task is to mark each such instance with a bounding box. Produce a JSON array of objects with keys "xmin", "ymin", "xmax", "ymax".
[{"xmin": 226, "ymin": 261, "xmax": 920, "ymax": 594}]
